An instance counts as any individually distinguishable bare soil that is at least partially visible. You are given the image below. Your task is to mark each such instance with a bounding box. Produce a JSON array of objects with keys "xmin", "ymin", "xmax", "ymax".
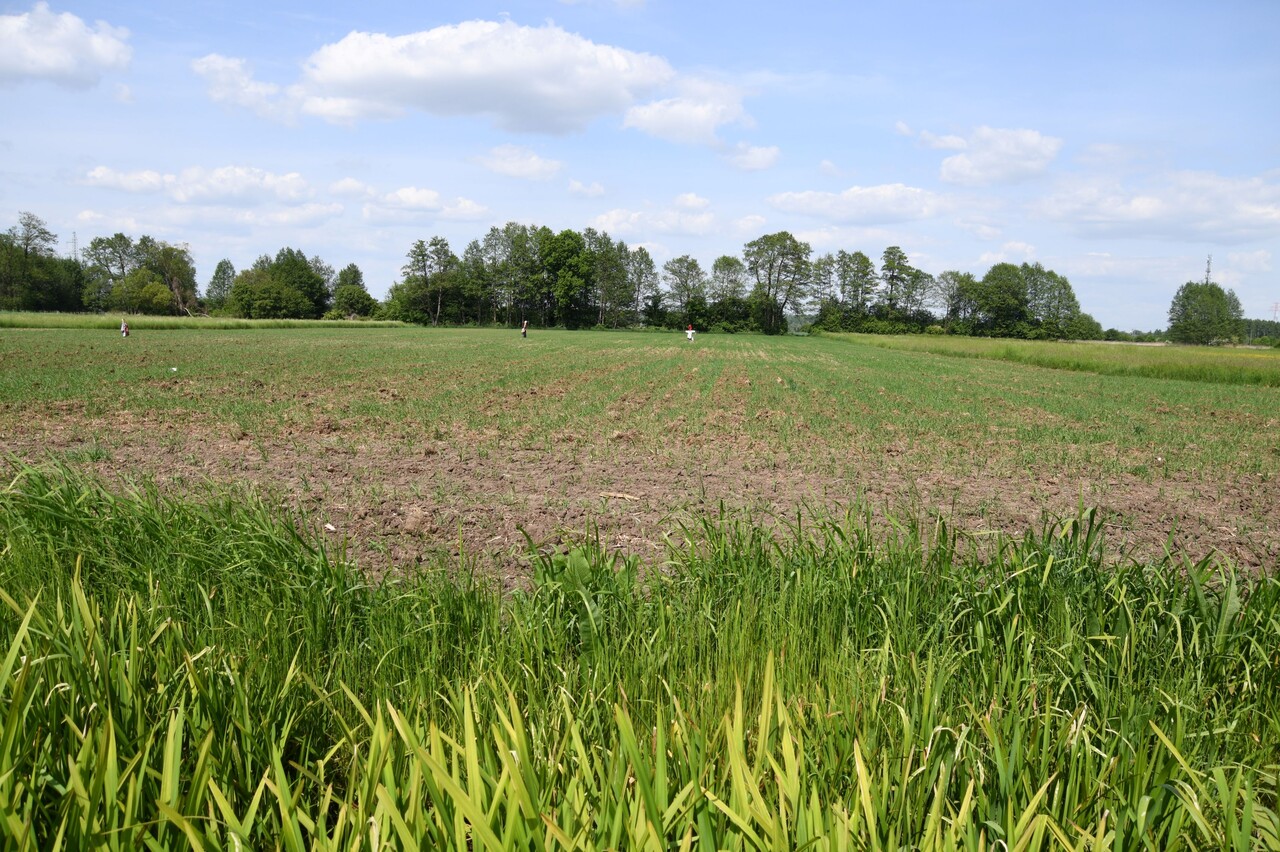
[{"xmin": 12, "ymin": 408, "xmax": 1277, "ymax": 585}]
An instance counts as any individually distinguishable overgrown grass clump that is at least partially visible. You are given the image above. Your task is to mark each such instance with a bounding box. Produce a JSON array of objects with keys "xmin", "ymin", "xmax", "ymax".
[
  {"xmin": 2, "ymin": 463, "xmax": 1278, "ymax": 848},
  {"xmin": 845, "ymin": 333, "xmax": 1280, "ymax": 387}
]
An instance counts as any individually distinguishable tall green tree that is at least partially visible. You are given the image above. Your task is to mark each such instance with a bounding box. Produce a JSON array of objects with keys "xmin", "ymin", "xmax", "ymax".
[
  {"xmin": 583, "ymin": 230, "xmax": 632, "ymax": 328},
  {"xmin": 138, "ymin": 238, "xmax": 197, "ymax": 314},
  {"xmin": 1022, "ymin": 262, "xmax": 1081, "ymax": 338},
  {"xmin": 932, "ymin": 270, "xmax": 976, "ymax": 329},
  {"xmin": 972, "ymin": 263, "xmax": 1030, "ymax": 335},
  {"xmin": 628, "ymin": 246, "xmax": 660, "ymax": 325},
  {"xmin": 205, "ymin": 259, "xmax": 236, "ymax": 311},
  {"xmin": 744, "ymin": 231, "xmax": 811, "ymax": 334},
  {"xmin": 662, "ymin": 255, "xmax": 707, "ymax": 325},
  {"xmin": 810, "ymin": 253, "xmax": 837, "ymax": 307},
  {"xmin": 270, "ymin": 248, "xmax": 328, "ymax": 318},
  {"xmin": 837, "ymin": 250, "xmax": 878, "ymax": 313},
  {"xmin": 331, "ymin": 263, "xmax": 376, "ymax": 318},
  {"xmin": 538, "ymin": 229, "xmax": 591, "ymax": 328},
  {"xmin": 112, "ymin": 268, "xmax": 172, "ymax": 314},
  {"xmin": 229, "ymin": 268, "xmax": 312, "ymax": 318},
  {"xmin": 1, "ymin": 212, "xmax": 75, "ymax": 311},
  {"xmin": 878, "ymin": 247, "xmax": 909, "ymax": 312},
  {"xmin": 709, "ymin": 255, "xmax": 747, "ymax": 303},
  {"xmin": 1167, "ymin": 281, "xmax": 1244, "ymax": 344}
]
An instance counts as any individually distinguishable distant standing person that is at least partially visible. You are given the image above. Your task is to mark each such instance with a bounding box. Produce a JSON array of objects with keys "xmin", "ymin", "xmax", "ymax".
[
  {"xmin": 120, "ymin": 318, "xmax": 130, "ymax": 338},
  {"xmin": 521, "ymin": 319, "xmax": 528, "ymax": 338},
  {"xmin": 686, "ymin": 324, "xmax": 695, "ymax": 342}
]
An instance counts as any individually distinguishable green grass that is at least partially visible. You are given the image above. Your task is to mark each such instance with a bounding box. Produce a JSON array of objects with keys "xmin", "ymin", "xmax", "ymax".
[
  {"xmin": 1, "ymin": 462, "xmax": 1277, "ymax": 848},
  {"xmin": 0, "ymin": 310, "xmax": 407, "ymax": 330},
  {"xmin": 842, "ymin": 333, "xmax": 1280, "ymax": 387},
  {"xmin": 2, "ymin": 326, "xmax": 1277, "ymax": 483}
]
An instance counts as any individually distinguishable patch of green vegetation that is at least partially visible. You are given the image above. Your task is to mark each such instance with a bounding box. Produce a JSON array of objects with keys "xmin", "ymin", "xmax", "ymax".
[
  {"xmin": 0, "ymin": 310, "xmax": 407, "ymax": 330},
  {"xmin": 2, "ymin": 463, "xmax": 1276, "ymax": 847},
  {"xmin": 2, "ymin": 327, "xmax": 1276, "ymax": 481},
  {"xmin": 842, "ymin": 333, "xmax": 1280, "ymax": 386}
]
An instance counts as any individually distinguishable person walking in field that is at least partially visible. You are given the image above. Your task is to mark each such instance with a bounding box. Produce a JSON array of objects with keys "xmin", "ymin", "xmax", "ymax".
[
  {"xmin": 686, "ymin": 324, "xmax": 695, "ymax": 342},
  {"xmin": 521, "ymin": 319, "xmax": 528, "ymax": 338},
  {"xmin": 120, "ymin": 318, "xmax": 130, "ymax": 338}
]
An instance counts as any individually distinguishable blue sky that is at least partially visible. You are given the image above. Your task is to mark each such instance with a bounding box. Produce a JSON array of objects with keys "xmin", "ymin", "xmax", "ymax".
[{"xmin": 1, "ymin": 0, "xmax": 1276, "ymax": 329}]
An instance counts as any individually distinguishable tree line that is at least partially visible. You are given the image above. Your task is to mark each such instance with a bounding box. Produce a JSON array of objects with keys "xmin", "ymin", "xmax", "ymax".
[{"xmin": 3, "ymin": 211, "xmax": 1274, "ymax": 345}]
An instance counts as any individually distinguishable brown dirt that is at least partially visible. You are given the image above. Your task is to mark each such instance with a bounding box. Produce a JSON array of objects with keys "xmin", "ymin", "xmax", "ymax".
[{"xmin": 9, "ymin": 409, "xmax": 1278, "ymax": 585}]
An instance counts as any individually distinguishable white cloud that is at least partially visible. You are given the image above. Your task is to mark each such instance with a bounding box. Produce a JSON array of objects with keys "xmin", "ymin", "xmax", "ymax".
[
  {"xmin": 725, "ymin": 142, "xmax": 779, "ymax": 171},
  {"xmin": 569, "ymin": 179, "xmax": 605, "ymax": 197},
  {"xmin": 364, "ymin": 186, "xmax": 488, "ymax": 222},
  {"xmin": 0, "ymin": 2, "xmax": 130, "ymax": 87},
  {"xmin": 893, "ymin": 121, "xmax": 913, "ymax": 136},
  {"xmin": 592, "ymin": 196, "xmax": 716, "ymax": 236},
  {"xmin": 793, "ymin": 225, "xmax": 900, "ymax": 251},
  {"xmin": 85, "ymin": 165, "xmax": 312, "ymax": 204},
  {"xmin": 191, "ymin": 54, "xmax": 288, "ymax": 120},
  {"xmin": 75, "ymin": 209, "xmax": 141, "ymax": 231},
  {"xmin": 174, "ymin": 203, "xmax": 344, "ymax": 228},
  {"xmin": 819, "ymin": 159, "xmax": 843, "ymax": 177},
  {"xmin": 674, "ymin": 192, "xmax": 710, "ymax": 210},
  {"xmin": 768, "ymin": 183, "xmax": 948, "ymax": 224},
  {"xmin": 938, "ymin": 126, "xmax": 1062, "ymax": 185},
  {"xmin": 1037, "ymin": 170, "xmax": 1280, "ymax": 242},
  {"xmin": 329, "ymin": 177, "xmax": 377, "ymax": 198},
  {"xmin": 476, "ymin": 145, "xmax": 563, "ymax": 180},
  {"xmin": 919, "ymin": 131, "xmax": 966, "ymax": 151},
  {"xmin": 978, "ymin": 241, "xmax": 1037, "ymax": 265},
  {"xmin": 734, "ymin": 214, "xmax": 767, "ymax": 234},
  {"xmin": 623, "ymin": 78, "xmax": 747, "ymax": 145},
  {"xmin": 296, "ymin": 20, "xmax": 672, "ymax": 132}
]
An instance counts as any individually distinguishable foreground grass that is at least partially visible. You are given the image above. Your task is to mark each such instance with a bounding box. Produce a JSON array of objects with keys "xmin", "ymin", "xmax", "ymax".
[
  {"xmin": 841, "ymin": 333, "xmax": 1280, "ymax": 387},
  {"xmin": 1, "ymin": 463, "xmax": 1277, "ymax": 849},
  {"xmin": 0, "ymin": 310, "xmax": 407, "ymax": 330}
]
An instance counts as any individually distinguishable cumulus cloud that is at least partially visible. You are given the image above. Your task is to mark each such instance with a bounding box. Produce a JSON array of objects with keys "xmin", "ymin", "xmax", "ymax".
[
  {"xmin": 195, "ymin": 21, "xmax": 672, "ymax": 131},
  {"xmin": 592, "ymin": 194, "xmax": 717, "ymax": 236},
  {"xmin": 919, "ymin": 130, "xmax": 966, "ymax": 151},
  {"xmin": 674, "ymin": 192, "xmax": 710, "ymax": 210},
  {"xmin": 1037, "ymin": 170, "xmax": 1280, "ymax": 242},
  {"xmin": 0, "ymin": 2, "xmax": 130, "ymax": 87},
  {"xmin": 85, "ymin": 165, "xmax": 312, "ymax": 204},
  {"xmin": 725, "ymin": 142, "xmax": 779, "ymax": 171},
  {"xmin": 623, "ymin": 78, "xmax": 747, "ymax": 145},
  {"xmin": 476, "ymin": 145, "xmax": 563, "ymax": 180},
  {"xmin": 329, "ymin": 177, "xmax": 377, "ymax": 198},
  {"xmin": 937, "ymin": 126, "xmax": 1063, "ymax": 185},
  {"xmin": 299, "ymin": 20, "xmax": 672, "ymax": 132},
  {"xmin": 734, "ymin": 214, "xmax": 767, "ymax": 234},
  {"xmin": 191, "ymin": 54, "xmax": 288, "ymax": 120},
  {"xmin": 568, "ymin": 179, "xmax": 605, "ymax": 197},
  {"xmin": 364, "ymin": 185, "xmax": 488, "ymax": 222},
  {"xmin": 978, "ymin": 241, "xmax": 1037, "ymax": 265},
  {"xmin": 169, "ymin": 203, "xmax": 344, "ymax": 229},
  {"xmin": 768, "ymin": 183, "xmax": 948, "ymax": 224}
]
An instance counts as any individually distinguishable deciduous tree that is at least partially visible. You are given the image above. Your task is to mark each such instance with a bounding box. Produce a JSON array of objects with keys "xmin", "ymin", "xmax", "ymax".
[
  {"xmin": 1167, "ymin": 281, "xmax": 1243, "ymax": 344},
  {"xmin": 744, "ymin": 231, "xmax": 811, "ymax": 334}
]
